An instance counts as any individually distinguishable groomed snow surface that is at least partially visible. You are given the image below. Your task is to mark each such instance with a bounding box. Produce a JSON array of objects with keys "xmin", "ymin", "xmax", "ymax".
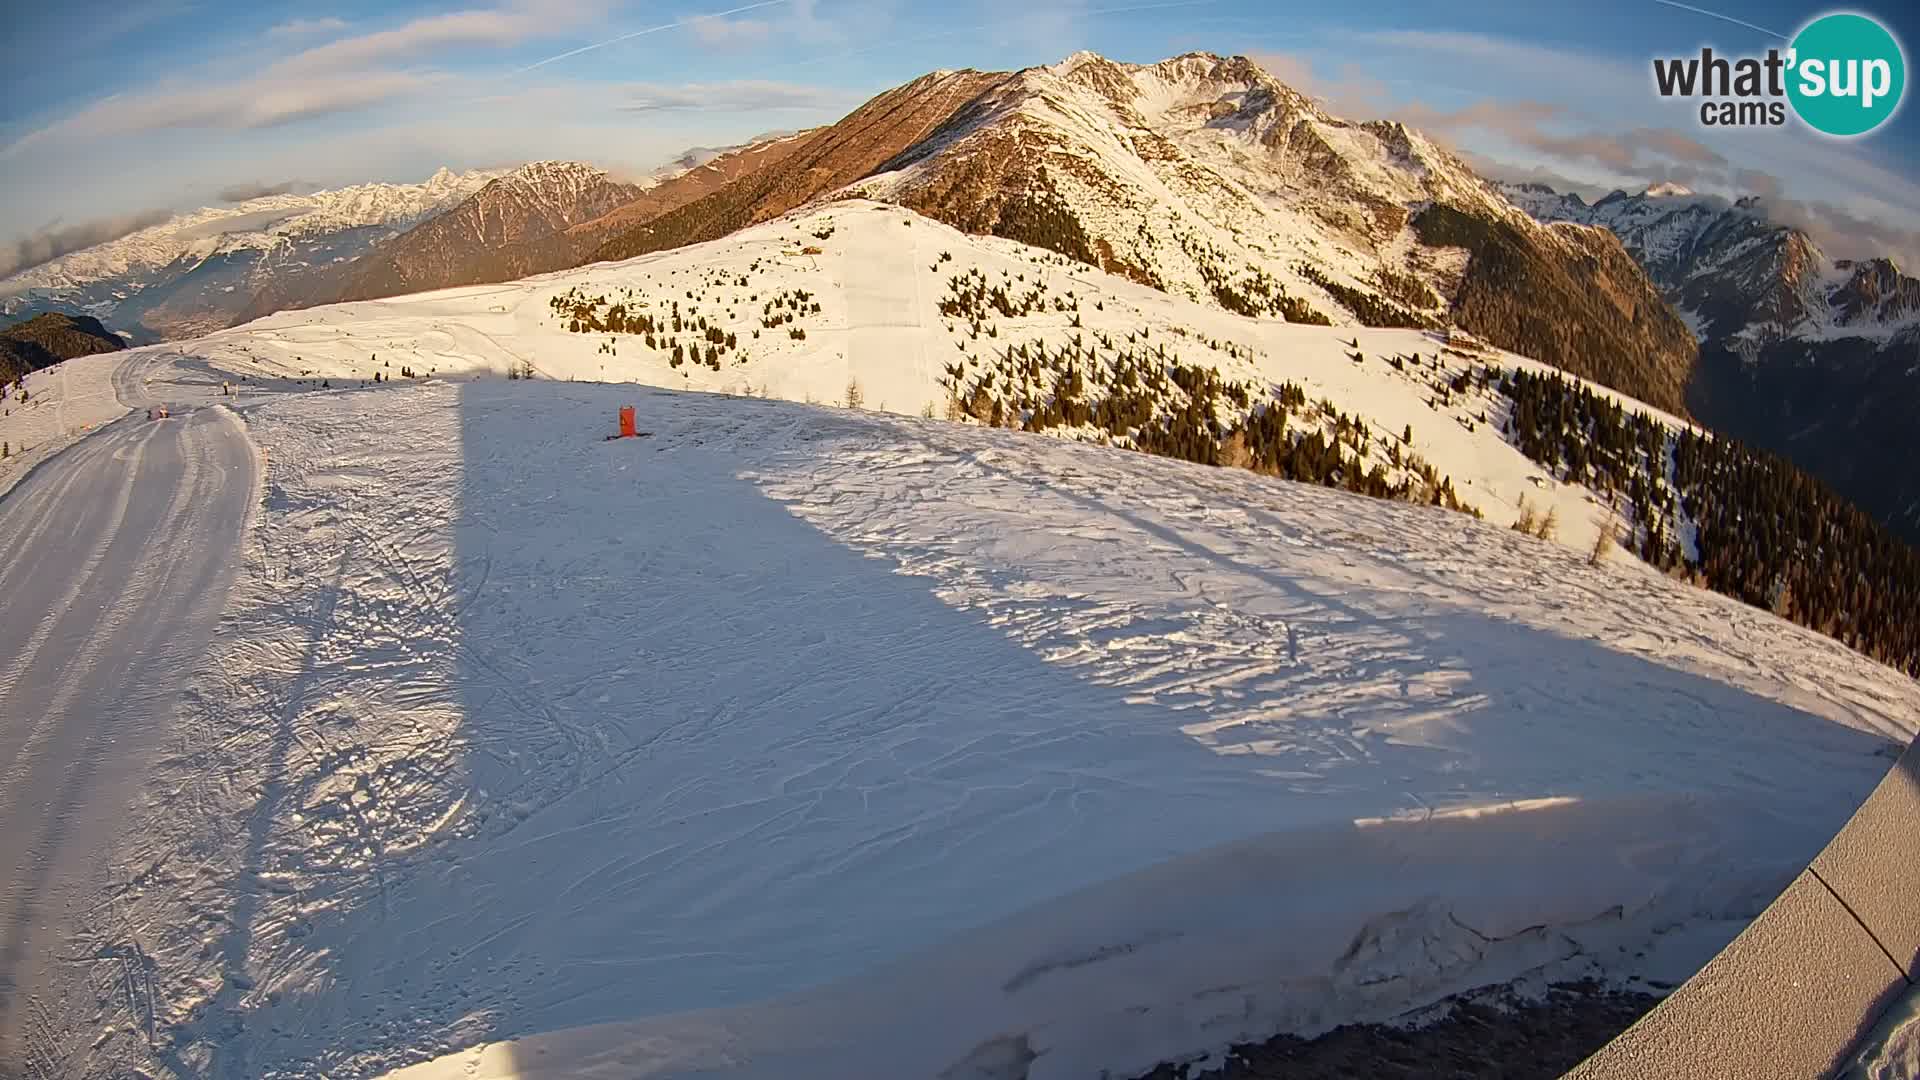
[
  {"xmin": 3, "ymin": 201, "xmax": 1915, "ymax": 1079},
  {"xmin": 44, "ymin": 371, "xmax": 1908, "ymax": 1080}
]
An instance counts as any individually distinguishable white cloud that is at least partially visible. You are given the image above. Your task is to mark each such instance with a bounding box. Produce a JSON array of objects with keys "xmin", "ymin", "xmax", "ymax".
[
  {"xmin": 1762, "ymin": 197, "xmax": 1920, "ymax": 270},
  {"xmin": 217, "ymin": 180, "xmax": 315, "ymax": 202},
  {"xmin": 8, "ymin": 1, "xmax": 613, "ymax": 146},
  {"xmin": 1341, "ymin": 28, "xmax": 1649, "ymax": 102},
  {"xmin": 619, "ymin": 80, "xmax": 856, "ymax": 112},
  {"xmin": 3, "ymin": 209, "xmax": 175, "ymax": 279},
  {"xmin": 275, "ymin": 9, "xmax": 545, "ymax": 76},
  {"xmin": 266, "ymin": 16, "xmax": 349, "ymax": 39},
  {"xmin": 1250, "ymin": 51, "xmax": 1389, "ymax": 115},
  {"xmin": 96, "ymin": 0, "xmax": 201, "ymax": 42},
  {"xmin": 1392, "ymin": 98, "xmax": 1727, "ymax": 174},
  {"xmin": 42, "ymin": 71, "xmax": 446, "ymax": 136}
]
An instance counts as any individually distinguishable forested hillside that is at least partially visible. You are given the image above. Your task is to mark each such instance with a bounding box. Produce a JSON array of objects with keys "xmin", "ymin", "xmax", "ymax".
[{"xmin": 1495, "ymin": 366, "xmax": 1919, "ymax": 676}]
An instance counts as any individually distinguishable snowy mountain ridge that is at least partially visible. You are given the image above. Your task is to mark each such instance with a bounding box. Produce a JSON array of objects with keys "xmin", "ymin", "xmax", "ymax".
[
  {"xmin": 859, "ymin": 50, "xmax": 1516, "ymax": 316},
  {"xmin": 1496, "ymin": 181, "xmax": 1920, "ymax": 346},
  {"xmin": 287, "ymin": 160, "xmax": 651, "ymax": 310},
  {"xmin": 1498, "ymin": 179, "xmax": 1920, "ymax": 545},
  {"xmin": 1, "ymin": 167, "xmax": 502, "ymax": 294},
  {"xmin": 472, "ymin": 159, "xmax": 635, "ymax": 212},
  {"xmin": 799, "ymin": 51, "xmax": 1700, "ymax": 415}
]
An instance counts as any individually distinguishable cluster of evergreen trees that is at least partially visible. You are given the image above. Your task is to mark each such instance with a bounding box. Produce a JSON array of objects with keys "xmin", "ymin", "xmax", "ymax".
[
  {"xmin": 1172, "ymin": 229, "xmax": 1330, "ymax": 324},
  {"xmin": 943, "ymin": 333, "xmax": 1474, "ymax": 514},
  {"xmin": 981, "ymin": 171, "xmax": 1101, "ymax": 270},
  {"xmin": 760, "ymin": 288, "xmax": 820, "ymax": 329},
  {"xmin": 552, "ymin": 286, "xmax": 654, "ymax": 336},
  {"xmin": 1296, "ymin": 263, "xmax": 1434, "ymax": 329},
  {"xmin": 1496, "ymin": 366, "xmax": 1920, "ymax": 676},
  {"xmin": 550, "ymin": 276, "xmax": 825, "ymax": 374},
  {"xmin": 939, "ymin": 267, "xmax": 1076, "ymax": 329},
  {"xmin": 1371, "ymin": 267, "xmax": 1442, "ymax": 311}
]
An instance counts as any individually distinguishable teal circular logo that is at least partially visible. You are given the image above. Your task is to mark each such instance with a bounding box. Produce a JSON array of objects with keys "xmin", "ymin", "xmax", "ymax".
[{"xmin": 1787, "ymin": 13, "xmax": 1906, "ymax": 136}]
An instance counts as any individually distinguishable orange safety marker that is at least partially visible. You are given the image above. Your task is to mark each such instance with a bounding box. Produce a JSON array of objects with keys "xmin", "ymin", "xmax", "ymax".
[{"xmin": 618, "ymin": 406, "xmax": 637, "ymax": 438}]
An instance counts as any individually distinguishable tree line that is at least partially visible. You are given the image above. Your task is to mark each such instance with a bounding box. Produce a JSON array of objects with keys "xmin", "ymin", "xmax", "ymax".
[{"xmin": 1497, "ymin": 366, "xmax": 1920, "ymax": 676}]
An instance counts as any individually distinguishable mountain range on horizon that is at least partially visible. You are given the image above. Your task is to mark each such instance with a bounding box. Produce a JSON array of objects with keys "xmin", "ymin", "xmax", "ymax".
[
  {"xmin": 0, "ymin": 137, "xmax": 795, "ymax": 344},
  {"xmin": 5, "ymin": 48, "xmax": 1917, "ymax": 544},
  {"xmin": 0, "ymin": 167, "xmax": 504, "ymax": 342},
  {"xmin": 1498, "ymin": 179, "xmax": 1920, "ymax": 544}
]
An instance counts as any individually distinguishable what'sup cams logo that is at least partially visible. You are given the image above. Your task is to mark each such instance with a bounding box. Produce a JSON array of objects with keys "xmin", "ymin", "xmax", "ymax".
[{"xmin": 1653, "ymin": 11, "xmax": 1907, "ymax": 136}]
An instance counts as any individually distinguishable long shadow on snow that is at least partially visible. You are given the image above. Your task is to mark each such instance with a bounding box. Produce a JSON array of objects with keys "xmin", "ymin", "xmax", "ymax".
[
  {"xmin": 263, "ymin": 382, "xmax": 1892, "ymax": 1076},
  {"xmin": 941, "ymin": 436, "xmax": 1891, "ymax": 820}
]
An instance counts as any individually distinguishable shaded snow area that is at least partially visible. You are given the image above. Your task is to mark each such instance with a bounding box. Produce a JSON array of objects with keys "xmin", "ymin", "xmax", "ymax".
[{"xmin": 72, "ymin": 373, "xmax": 1913, "ymax": 1080}]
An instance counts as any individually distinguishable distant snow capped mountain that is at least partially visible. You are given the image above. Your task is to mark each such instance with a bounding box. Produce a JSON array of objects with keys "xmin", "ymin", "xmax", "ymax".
[
  {"xmin": 0, "ymin": 167, "xmax": 502, "ymax": 341},
  {"xmin": 280, "ymin": 161, "xmax": 648, "ymax": 312},
  {"xmin": 232, "ymin": 145, "xmax": 820, "ymax": 325},
  {"xmin": 595, "ymin": 51, "xmax": 1697, "ymax": 416},
  {"xmin": 1496, "ymin": 181, "xmax": 1920, "ymax": 345},
  {"xmin": 1500, "ymin": 180, "xmax": 1920, "ymax": 544}
]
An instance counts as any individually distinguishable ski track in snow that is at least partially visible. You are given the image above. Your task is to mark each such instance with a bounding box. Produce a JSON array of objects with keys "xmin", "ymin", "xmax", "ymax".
[
  {"xmin": 41, "ymin": 370, "xmax": 1909, "ymax": 1080},
  {"xmin": 0, "ymin": 355, "xmax": 256, "ymax": 1080}
]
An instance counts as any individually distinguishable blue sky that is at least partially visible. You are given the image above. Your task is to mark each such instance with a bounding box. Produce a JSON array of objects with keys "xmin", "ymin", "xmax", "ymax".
[{"xmin": 2, "ymin": 0, "xmax": 1917, "ymax": 274}]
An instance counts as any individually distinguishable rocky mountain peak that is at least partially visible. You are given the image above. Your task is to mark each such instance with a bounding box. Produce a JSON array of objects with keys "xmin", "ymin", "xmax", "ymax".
[
  {"xmin": 1832, "ymin": 256, "xmax": 1920, "ymax": 326},
  {"xmin": 1048, "ymin": 50, "xmax": 1140, "ymax": 103},
  {"xmin": 824, "ymin": 51, "xmax": 1691, "ymax": 410}
]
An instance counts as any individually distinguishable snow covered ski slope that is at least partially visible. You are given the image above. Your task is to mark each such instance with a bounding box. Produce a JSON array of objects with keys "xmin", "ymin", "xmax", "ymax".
[
  {"xmin": 0, "ymin": 351, "xmax": 257, "ymax": 1077},
  {"xmin": 3, "ymin": 200, "xmax": 1916, "ymax": 1078},
  {"xmin": 34, "ymin": 369, "xmax": 1907, "ymax": 1079}
]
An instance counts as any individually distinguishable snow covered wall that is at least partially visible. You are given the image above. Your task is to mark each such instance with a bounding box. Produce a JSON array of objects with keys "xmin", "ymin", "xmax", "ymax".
[{"xmin": 1571, "ymin": 735, "xmax": 1920, "ymax": 1080}]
